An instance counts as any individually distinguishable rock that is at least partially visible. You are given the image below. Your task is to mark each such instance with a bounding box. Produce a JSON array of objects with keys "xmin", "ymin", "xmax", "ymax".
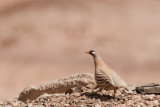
[
  {"xmin": 81, "ymin": 96, "xmax": 87, "ymax": 100},
  {"xmin": 12, "ymin": 102, "xmax": 20, "ymax": 106},
  {"xmin": 125, "ymin": 90, "xmax": 133, "ymax": 94},
  {"xmin": 73, "ymin": 93, "xmax": 81, "ymax": 97},
  {"xmin": 132, "ymin": 95, "xmax": 142, "ymax": 101},
  {"xmin": 86, "ymin": 84, "xmax": 96, "ymax": 89},
  {"xmin": 64, "ymin": 104, "xmax": 70, "ymax": 106},
  {"xmin": 79, "ymin": 105, "xmax": 85, "ymax": 107},
  {"xmin": 5, "ymin": 105, "xmax": 12, "ymax": 107},
  {"xmin": 152, "ymin": 100, "xmax": 159, "ymax": 106},
  {"xmin": 32, "ymin": 105, "xmax": 45, "ymax": 107},
  {"xmin": 28, "ymin": 103, "xmax": 32, "ymax": 107},
  {"xmin": 65, "ymin": 87, "xmax": 82, "ymax": 95},
  {"xmin": 128, "ymin": 84, "xmax": 136, "ymax": 91},
  {"xmin": 136, "ymin": 83, "xmax": 160, "ymax": 94},
  {"xmin": 95, "ymin": 104, "xmax": 101, "ymax": 107},
  {"xmin": 139, "ymin": 103, "xmax": 144, "ymax": 107},
  {"xmin": 7, "ymin": 101, "xmax": 21, "ymax": 106},
  {"xmin": 143, "ymin": 95, "xmax": 154, "ymax": 100},
  {"xmin": 120, "ymin": 104, "xmax": 126, "ymax": 107},
  {"xmin": 145, "ymin": 101, "xmax": 151, "ymax": 105}
]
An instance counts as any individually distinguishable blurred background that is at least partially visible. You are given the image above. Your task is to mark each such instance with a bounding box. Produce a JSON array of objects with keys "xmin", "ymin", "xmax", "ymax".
[{"xmin": 0, "ymin": 0, "xmax": 160, "ymax": 100}]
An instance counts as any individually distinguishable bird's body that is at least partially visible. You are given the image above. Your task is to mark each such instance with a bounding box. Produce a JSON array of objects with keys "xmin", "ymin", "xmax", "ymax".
[{"xmin": 85, "ymin": 50, "xmax": 127, "ymax": 96}]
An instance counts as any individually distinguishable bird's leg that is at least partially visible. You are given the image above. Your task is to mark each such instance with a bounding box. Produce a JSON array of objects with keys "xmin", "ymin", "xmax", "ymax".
[
  {"xmin": 92, "ymin": 85, "xmax": 102, "ymax": 94},
  {"xmin": 99, "ymin": 88, "xmax": 103, "ymax": 92},
  {"xmin": 119, "ymin": 87, "xmax": 127, "ymax": 94}
]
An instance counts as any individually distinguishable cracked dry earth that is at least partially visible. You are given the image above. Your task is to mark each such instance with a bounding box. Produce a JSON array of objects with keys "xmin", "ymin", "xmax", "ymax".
[{"xmin": 1, "ymin": 85, "xmax": 160, "ymax": 107}]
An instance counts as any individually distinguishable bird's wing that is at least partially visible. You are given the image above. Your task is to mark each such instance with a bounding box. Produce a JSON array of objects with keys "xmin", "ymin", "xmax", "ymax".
[
  {"xmin": 110, "ymin": 71, "xmax": 127, "ymax": 88},
  {"xmin": 97, "ymin": 69, "xmax": 114, "ymax": 87}
]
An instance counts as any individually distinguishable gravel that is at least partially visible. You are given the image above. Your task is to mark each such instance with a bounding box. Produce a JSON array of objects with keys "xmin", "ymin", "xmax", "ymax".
[{"xmin": 1, "ymin": 84, "xmax": 160, "ymax": 106}]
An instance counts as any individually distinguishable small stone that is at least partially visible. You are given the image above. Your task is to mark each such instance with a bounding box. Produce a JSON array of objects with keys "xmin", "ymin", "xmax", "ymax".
[
  {"xmin": 71, "ymin": 92, "xmax": 80, "ymax": 97},
  {"xmin": 127, "ymin": 100, "xmax": 134, "ymax": 106},
  {"xmin": 139, "ymin": 103, "xmax": 144, "ymax": 106},
  {"xmin": 145, "ymin": 101, "xmax": 150, "ymax": 105},
  {"xmin": 127, "ymin": 95, "xmax": 132, "ymax": 99},
  {"xmin": 128, "ymin": 84, "xmax": 136, "ymax": 91},
  {"xmin": 75, "ymin": 93, "xmax": 81, "ymax": 97},
  {"xmin": 152, "ymin": 100, "xmax": 159, "ymax": 106},
  {"xmin": 143, "ymin": 95, "xmax": 154, "ymax": 100},
  {"xmin": 79, "ymin": 105, "xmax": 85, "ymax": 107},
  {"xmin": 81, "ymin": 96, "xmax": 87, "ymax": 100},
  {"xmin": 5, "ymin": 105, "xmax": 12, "ymax": 107},
  {"xmin": 32, "ymin": 105, "xmax": 45, "ymax": 107},
  {"xmin": 95, "ymin": 104, "xmax": 101, "ymax": 107},
  {"xmin": 155, "ymin": 95, "xmax": 160, "ymax": 100},
  {"xmin": 65, "ymin": 87, "xmax": 82, "ymax": 95},
  {"xmin": 125, "ymin": 90, "xmax": 133, "ymax": 94},
  {"xmin": 119, "ymin": 99, "xmax": 124, "ymax": 103},
  {"xmin": 28, "ymin": 103, "xmax": 32, "ymax": 107},
  {"xmin": 19, "ymin": 102, "xmax": 27, "ymax": 106},
  {"xmin": 120, "ymin": 104, "xmax": 126, "ymax": 107},
  {"xmin": 8, "ymin": 101, "xmax": 20, "ymax": 106},
  {"xmin": 86, "ymin": 84, "xmax": 95, "ymax": 89},
  {"xmin": 140, "ymin": 100, "xmax": 145, "ymax": 104},
  {"xmin": 132, "ymin": 95, "xmax": 141, "ymax": 100},
  {"xmin": 64, "ymin": 104, "xmax": 70, "ymax": 106}
]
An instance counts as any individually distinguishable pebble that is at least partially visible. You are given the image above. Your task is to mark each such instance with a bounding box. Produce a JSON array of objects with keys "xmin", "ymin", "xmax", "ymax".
[
  {"xmin": 5, "ymin": 105, "xmax": 12, "ymax": 107},
  {"xmin": 132, "ymin": 95, "xmax": 141, "ymax": 100},
  {"xmin": 143, "ymin": 95, "xmax": 154, "ymax": 100},
  {"xmin": 73, "ymin": 93, "xmax": 81, "ymax": 97},
  {"xmin": 127, "ymin": 100, "xmax": 134, "ymax": 106},
  {"xmin": 120, "ymin": 104, "xmax": 126, "ymax": 107},
  {"xmin": 28, "ymin": 103, "xmax": 32, "ymax": 107},
  {"xmin": 139, "ymin": 103, "xmax": 144, "ymax": 106},
  {"xmin": 95, "ymin": 104, "xmax": 101, "ymax": 107},
  {"xmin": 32, "ymin": 105, "xmax": 45, "ymax": 107},
  {"xmin": 8, "ymin": 101, "xmax": 20, "ymax": 106},
  {"xmin": 81, "ymin": 96, "xmax": 87, "ymax": 100},
  {"xmin": 79, "ymin": 105, "xmax": 85, "ymax": 107},
  {"xmin": 64, "ymin": 104, "xmax": 70, "ymax": 106},
  {"xmin": 152, "ymin": 100, "xmax": 159, "ymax": 106}
]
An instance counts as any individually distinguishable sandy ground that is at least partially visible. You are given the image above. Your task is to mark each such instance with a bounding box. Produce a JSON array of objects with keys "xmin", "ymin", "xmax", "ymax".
[{"xmin": 0, "ymin": 0, "xmax": 160, "ymax": 100}]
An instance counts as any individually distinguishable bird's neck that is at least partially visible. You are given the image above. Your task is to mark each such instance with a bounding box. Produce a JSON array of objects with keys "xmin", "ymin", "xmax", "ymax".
[
  {"xmin": 93, "ymin": 56, "xmax": 112, "ymax": 74},
  {"xmin": 93, "ymin": 55, "xmax": 106, "ymax": 68}
]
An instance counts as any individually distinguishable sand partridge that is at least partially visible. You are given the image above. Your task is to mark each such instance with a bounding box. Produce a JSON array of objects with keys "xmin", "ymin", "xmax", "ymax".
[{"xmin": 85, "ymin": 50, "xmax": 127, "ymax": 97}]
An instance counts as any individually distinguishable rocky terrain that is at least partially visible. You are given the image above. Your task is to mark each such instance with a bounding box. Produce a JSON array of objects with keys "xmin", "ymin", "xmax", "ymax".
[
  {"xmin": 0, "ymin": 73, "xmax": 160, "ymax": 106},
  {"xmin": 2, "ymin": 88, "xmax": 160, "ymax": 107}
]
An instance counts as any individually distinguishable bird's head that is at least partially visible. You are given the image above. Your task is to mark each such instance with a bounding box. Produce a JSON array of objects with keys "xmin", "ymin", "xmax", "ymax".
[{"xmin": 85, "ymin": 50, "xmax": 97, "ymax": 57}]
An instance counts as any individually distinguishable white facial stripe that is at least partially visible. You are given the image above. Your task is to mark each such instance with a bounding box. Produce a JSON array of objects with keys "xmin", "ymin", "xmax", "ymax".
[{"xmin": 92, "ymin": 52, "xmax": 96, "ymax": 54}]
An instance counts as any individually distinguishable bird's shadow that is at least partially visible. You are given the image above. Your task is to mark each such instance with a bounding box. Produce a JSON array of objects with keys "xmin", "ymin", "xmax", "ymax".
[{"xmin": 80, "ymin": 92, "xmax": 120, "ymax": 101}]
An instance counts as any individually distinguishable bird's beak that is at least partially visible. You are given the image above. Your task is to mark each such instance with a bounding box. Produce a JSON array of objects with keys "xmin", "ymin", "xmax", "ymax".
[{"xmin": 85, "ymin": 51, "xmax": 89, "ymax": 54}]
